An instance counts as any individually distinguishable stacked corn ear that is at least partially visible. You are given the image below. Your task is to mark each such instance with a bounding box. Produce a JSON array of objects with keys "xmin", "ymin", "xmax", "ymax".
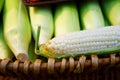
[
  {"xmin": 80, "ymin": 0, "xmax": 105, "ymax": 29},
  {"xmin": 37, "ymin": 26, "xmax": 120, "ymax": 59},
  {"xmin": 3, "ymin": 0, "xmax": 31, "ymax": 62},
  {"xmin": 101, "ymin": 0, "xmax": 120, "ymax": 25},
  {"xmin": 0, "ymin": 20, "xmax": 13, "ymax": 59},
  {"xmin": 29, "ymin": 6, "xmax": 54, "ymax": 48},
  {"xmin": 0, "ymin": 0, "xmax": 4, "ymax": 13},
  {"xmin": 54, "ymin": 2, "xmax": 80, "ymax": 37}
]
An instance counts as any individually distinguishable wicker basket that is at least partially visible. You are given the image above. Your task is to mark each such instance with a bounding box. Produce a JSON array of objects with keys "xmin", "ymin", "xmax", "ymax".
[
  {"xmin": 0, "ymin": 53, "xmax": 120, "ymax": 80},
  {"xmin": 0, "ymin": 0, "xmax": 120, "ymax": 80}
]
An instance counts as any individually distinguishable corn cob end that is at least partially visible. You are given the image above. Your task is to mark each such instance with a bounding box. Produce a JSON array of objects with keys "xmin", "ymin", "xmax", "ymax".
[
  {"xmin": 16, "ymin": 53, "xmax": 28, "ymax": 62},
  {"xmin": 38, "ymin": 43, "xmax": 58, "ymax": 58}
]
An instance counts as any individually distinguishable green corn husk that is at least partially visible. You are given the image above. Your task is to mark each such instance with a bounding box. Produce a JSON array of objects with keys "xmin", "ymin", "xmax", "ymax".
[
  {"xmin": 80, "ymin": 0, "xmax": 105, "ymax": 29},
  {"xmin": 54, "ymin": 2, "xmax": 80, "ymax": 37},
  {"xmin": 0, "ymin": 0, "xmax": 4, "ymax": 13},
  {"xmin": 101, "ymin": 0, "xmax": 120, "ymax": 25},
  {"xmin": 28, "ymin": 38, "xmax": 38, "ymax": 63},
  {"xmin": 0, "ymin": 18, "xmax": 13, "ymax": 59},
  {"xmin": 3, "ymin": 0, "xmax": 31, "ymax": 62},
  {"xmin": 104, "ymin": 17, "xmax": 110, "ymax": 26},
  {"xmin": 29, "ymin": 5, "xmax": 54, "ymax": 47}
]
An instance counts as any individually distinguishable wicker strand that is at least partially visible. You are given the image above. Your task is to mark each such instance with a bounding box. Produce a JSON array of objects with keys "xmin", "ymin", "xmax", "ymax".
[
  {"xmin": 13, "ymin": 60, "xmax": 20, "ymax": 73},
  {"xmin": 23, "ymin": 60, "xmax": 31, "ymax": 74},
  {"xmin": 86, "ymin": 55, "xmax": 98, "ymax": 73},
  {"xmin": 33, "ymin": 59, "xmax": 41, "ymax": 74},
  {"xmin": 74, "ymin": 55, "xmax": 86, "ymax": 73},
  {"xmin": 12, "ymin": 60, "xmax": 24, "ymax": 78},
  {"xmin": 47, "ymin": 58, "xmax": 55, "ymax": 74},
  {"xmin": 60, "ymin": 58, "xmax": 66, "ymax": 73},
  {"xmin": 0, "ymin": 59, "xmax": 11, "ymax": 74},
  {"xmin": 104, "ymin": 54, "xmax": 117, "ymax": 73},
  {"xmin": 91, "ymin": 55, "xmax": 98, "ymax": 71},
  {"xmin": 110, "ymin": 54, "xmax": 116, "ymax": 65},
  {"xmin": 69, "ymin": 57, "xmax": 74, "ymax": 72}
]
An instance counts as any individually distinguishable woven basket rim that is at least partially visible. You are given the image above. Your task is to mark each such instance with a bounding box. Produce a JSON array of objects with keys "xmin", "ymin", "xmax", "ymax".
[{"xmin": 0, "ymin": 53, "xmax": 120, "ymax": 75}]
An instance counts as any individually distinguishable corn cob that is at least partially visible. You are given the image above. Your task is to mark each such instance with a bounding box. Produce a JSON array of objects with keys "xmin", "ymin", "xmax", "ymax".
[
  {"xmin": 0, "ymin": 20, "xmax": 13, "ymax": 59},
  {"xmin": 101, "ymin": 0, "xmax": 120, "ymax": 25},
  {"xmin": 54, "ymin": 2, "xmax": 80, "ymax": 37},
  {"xmin": 29, "ymin": 6, "xmax": 54, "ymax": 46},
  {"xmin": 3, "ymin": 0, "xmax": 31, "ymax": 62},
  {"xmin": 80, "ymin": 0, "xmax": 105, "ymax": 29},
  {"xmin": 37, "ymin": 26, "xmax": 120, "ymax": 59}
]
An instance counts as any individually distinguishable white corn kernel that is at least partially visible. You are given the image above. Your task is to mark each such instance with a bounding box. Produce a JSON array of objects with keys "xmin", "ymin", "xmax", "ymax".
[{"xmin": 39, "ymin": 26, "xmax": 120, "ymax": 58}]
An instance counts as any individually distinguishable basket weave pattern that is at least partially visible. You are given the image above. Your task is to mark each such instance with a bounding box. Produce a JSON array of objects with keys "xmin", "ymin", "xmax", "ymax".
[{"xmin": 0, "ymin": 53, "xmax": 120, "ymax": 80}]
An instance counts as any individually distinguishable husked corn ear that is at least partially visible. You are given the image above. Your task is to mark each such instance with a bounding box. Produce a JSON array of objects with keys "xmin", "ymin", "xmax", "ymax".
[
  {"xmin": 0, "ymin": 20, "xmax": 13, "ymax": 59},
  {"xmin": 29, "ymin": 6, "xmax": 54, "ymax": 45},
  {"xmin": 101, "ymin": 0, "xmax": 120, "ymax": 25},
  {"xmin": 3, "ymin": 0, "xmax": 31, "ymax": 61},
  {"xmin": 80, "ymin": 0, "xmax": 105, "ymax": 29},
  {"xmin": 54, "ymin": 2, "xmax": 80, "ymax": 36},
  {"xmin": 38, "ymin": 26, "xmax": 120, "ymax": 59}
]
